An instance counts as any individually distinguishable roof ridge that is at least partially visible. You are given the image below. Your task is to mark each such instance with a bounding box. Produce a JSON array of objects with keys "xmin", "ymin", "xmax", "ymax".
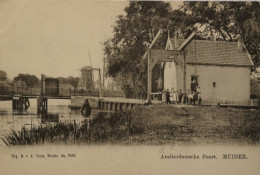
[{"xmin": 193, "ymin": 40, "xmax": 238, "ymax": 44}]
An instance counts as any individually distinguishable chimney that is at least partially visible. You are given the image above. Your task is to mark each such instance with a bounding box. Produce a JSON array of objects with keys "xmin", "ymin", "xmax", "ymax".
[
  {"xmin": 237, "ymin": 35, "xmax": 244, "ymax": 52},
  {"xmin": 174, "ymin": 30, "xmax": 179, "ymax": 49}
]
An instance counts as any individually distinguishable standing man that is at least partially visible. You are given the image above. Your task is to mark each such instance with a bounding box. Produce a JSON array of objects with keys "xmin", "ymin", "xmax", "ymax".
[
  {"xmin": 183, "ymin": 90, "xmax": 187, "ymax": 104},
  {"xmin": 23, "ymin": 97, "xmax": 30, "ymax": 110},
  {"xmin": 178, "ymin": 89, "xmax": 183, "ymax": 104},
  {"xmin": 166, "ymin": 89, "xmax": 170, "ymax": 105},
  {"xmin": 37, "ymin": 96, "xmax": 42, "ymax": 115},
  {"xmin": 188, "ymin": 91, "xmax": 193, "ymax": 105},
  {"xmin": 81, "ymin": 99, "xmax": 92, "ymax": 117}
]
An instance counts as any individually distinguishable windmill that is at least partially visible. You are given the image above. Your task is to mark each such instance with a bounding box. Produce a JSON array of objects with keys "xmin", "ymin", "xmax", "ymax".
[{"xmin": 78, "ymin": 50, "xmax": 94, "ymax": 90}]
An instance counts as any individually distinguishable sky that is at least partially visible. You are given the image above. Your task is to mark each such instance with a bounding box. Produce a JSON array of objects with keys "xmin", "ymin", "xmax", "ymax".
[{"xmin": 0, "ymin": 0, "xmax": 182, "ymax": 80}]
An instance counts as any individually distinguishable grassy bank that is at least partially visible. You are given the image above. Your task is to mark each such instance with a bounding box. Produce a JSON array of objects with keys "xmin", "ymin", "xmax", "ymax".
[
  {"xmin": 2, "ymin": 105, "xmax": 260, "ymax": 146},
  {"xmin": 124, "ymin": 105, "xmax": 260, "ymax": 145}
]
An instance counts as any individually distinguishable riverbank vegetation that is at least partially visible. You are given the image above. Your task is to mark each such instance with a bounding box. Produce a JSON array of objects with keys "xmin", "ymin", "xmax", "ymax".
[{"xmin": 2, "ymin": 105, "xmax": 259, "ymax": 146}]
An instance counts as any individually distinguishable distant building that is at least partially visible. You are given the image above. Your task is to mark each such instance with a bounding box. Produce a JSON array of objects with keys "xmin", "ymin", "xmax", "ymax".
[
  {"xmin": 43, "ymin": 77, "xmax": 59, "ymax": 96},
  {"xmin": 15, "ymin": 79, "xmax": 27, "ymax": 87},
  {"xmin": 12, "ymin": 79, "xmax": 27, "ymax": 93},
  {"xmin": 78, "ymin": 66, "xmax": 94, "ymax": 90},
  {"xmin": 163, "ymin": 32, "xmax": 253, "ymax": 105},
  {"xmin": 59, "ymin": 83, "xmax": 74, "ymax": 96}
]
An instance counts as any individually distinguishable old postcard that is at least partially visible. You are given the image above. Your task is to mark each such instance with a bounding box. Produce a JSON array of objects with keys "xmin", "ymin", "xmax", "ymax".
[{"xmin": 0, "ymin": 1, "xmax": 259, "ymax": 175}]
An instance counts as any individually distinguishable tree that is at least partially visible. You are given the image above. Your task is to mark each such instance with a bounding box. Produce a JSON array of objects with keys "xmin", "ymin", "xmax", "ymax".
[
  {"xmin": 13, "ymin": 74, "xmax": 39, "ymax": 87},
  {"xmin": 66, "ymin": 76, "xmax": 79, "ymax": 88},
  {"xmin": 58, "ymin": 76, "xmax": 79, "ymax": 88},
  {"xmin": 243, "ymin": 18, "xmax": 260, "ymax": 66},
  {"xmin": 103, "ymin": 1, "xmax": 174, "ymax": 96},
  {"xmin": 182, "ymin": 1, "xmax": 260, "ymax": 66},
  {"xmin": 0, "ymin": 70, "xmax": 8, "ymax": 81},
  {"xmin": 104, "ymin": 1, "xmax": 260, "ymax": 97}
]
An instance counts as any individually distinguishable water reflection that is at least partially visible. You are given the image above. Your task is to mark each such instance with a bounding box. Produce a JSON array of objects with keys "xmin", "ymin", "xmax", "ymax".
[
  {"xmin": 41, "ymin": 113, "xmax": 59, "ymax": 124},
  {"xmin": 0, "ymin": 99, "xmax": 88, "ymax": 146},
  {"xmin": 12, "ymin": 110, "xmax": 32, "ymax": 115}
]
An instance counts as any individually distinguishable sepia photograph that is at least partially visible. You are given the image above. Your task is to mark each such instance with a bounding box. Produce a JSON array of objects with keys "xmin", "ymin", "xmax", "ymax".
[{"xmin": 0, "ymin": 0, "xmax": 259, "ymax": 174}]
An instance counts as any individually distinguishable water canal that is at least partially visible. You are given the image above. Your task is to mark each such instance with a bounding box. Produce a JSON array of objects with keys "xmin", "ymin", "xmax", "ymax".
[{"xmin": 0, "ymin": 99, "xmax": 88, "ymax": 146}]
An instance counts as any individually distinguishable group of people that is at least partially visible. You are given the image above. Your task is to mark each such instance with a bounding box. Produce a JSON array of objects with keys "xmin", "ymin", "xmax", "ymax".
[{"xmin": 163, "ymin": 88, "xmax": 202, "ymax": 106}]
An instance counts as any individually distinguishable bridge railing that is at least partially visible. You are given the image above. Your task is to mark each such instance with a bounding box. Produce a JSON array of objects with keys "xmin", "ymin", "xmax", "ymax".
[
  {"xmin": 0, "ymin": 85, "xmax": 126, "ymax": 98},
  {"xmin": 71, "ymin": 88, "xmax": 126, "ymax": 98},
  {"xmin": 103, "ymin": 90, "xmax": 126, "ymax": 98},
  {"xmin": 0, "ymin": 86, "xmax": 41, "ymax": 96},
  {"xmin": 70, "ymin": 88, "xmax": 99, "ymax": 97},
  {"xmin": 16, "ymin": 86, "xmax": 41, "ymax": 96}
]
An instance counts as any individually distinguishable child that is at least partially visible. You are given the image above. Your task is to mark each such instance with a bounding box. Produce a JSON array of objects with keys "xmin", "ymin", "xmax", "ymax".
[
  {"xmin": 198, "ymin": 92, "xmax": 202, "ymax": 106},
  {"xmin": 171, "ymin": 90, "xmax": 177, "ymax": 104},
  {"xmin": 175, "ymin": 90, "xmax": 179, "ymax": 104},
  {"xmin": 162, "ymin": 89, "xmax": 166, "ymax": 103},
  {"xmin": 186, "ymin": 90, "xmax": 190, "ymax": 104},
  {"xmin": 188, "ymin": 92, "xmax": 193, "ymax": 105}
]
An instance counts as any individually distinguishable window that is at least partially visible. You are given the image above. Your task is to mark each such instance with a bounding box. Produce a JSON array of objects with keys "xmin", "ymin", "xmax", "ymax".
[{"xmin": 213, "ymin": 82, "xmax": 216, "ymax": 87}]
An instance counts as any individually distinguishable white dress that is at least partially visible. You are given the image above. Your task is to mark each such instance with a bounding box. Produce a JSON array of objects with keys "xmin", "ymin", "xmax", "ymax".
[{"xmin": 171, "ymin": 92, "xmax": 177, "ymax": 102}]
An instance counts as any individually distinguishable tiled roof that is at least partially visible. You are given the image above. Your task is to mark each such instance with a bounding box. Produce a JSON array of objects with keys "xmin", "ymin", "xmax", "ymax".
[{"xmin": 184, "ymin": 40, "xmax": 253, "ymax": 67}]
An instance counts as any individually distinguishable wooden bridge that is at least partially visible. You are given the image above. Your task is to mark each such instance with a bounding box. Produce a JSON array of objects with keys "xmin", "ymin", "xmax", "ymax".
[
  {"xmin": 0, "ymin": 74, "xmax": 148, "ymax": 114},
  {"xmin": 0, "ymin": 85, "xmax": 125, "ymax": 101},
  {"xmin": 0, "ymin": 72, "xmax": 134, "ymax": 113},
  {"xmin": 71, "ymin": 96, "xmax": 147, "ymax": 112},
  {"xmin": 0, "ymin": 85, "xmax": 128, "ymax": 111},
  {"xmin": 0, "ymin": 86, "xmax": 71, "ymax": 100}
]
